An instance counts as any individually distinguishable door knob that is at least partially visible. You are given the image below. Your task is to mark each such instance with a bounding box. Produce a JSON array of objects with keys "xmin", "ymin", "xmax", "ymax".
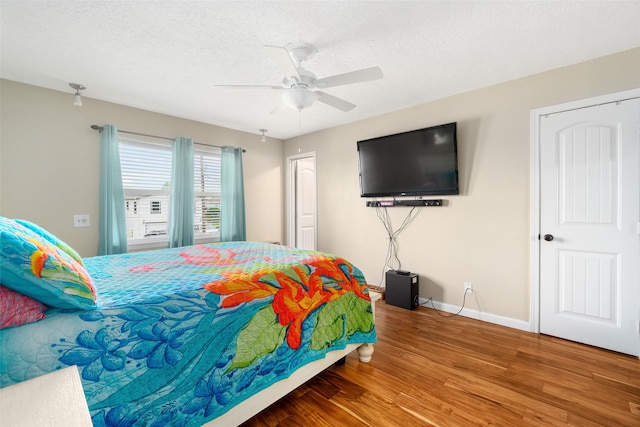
[{"xmin": 543, "ymin": 234, "xmax": 554, "ymax": 241}]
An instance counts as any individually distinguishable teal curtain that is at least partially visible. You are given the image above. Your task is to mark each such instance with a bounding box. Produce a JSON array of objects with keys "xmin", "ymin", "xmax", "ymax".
[
  {"xmin": 98, "ymin": 124, "xmax": 128, "ymax": 255},
  {"xmin": 221, "ymin": 146, "xmax": 246, "ymax": 241},
  {"xmin": 169, "ymin": 137, "xmax": 194, "ymax": 247}
]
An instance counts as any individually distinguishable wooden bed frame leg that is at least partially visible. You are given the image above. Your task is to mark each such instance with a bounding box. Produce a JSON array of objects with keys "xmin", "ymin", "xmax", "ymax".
[
  {"xmin": 357, "ymin": 343, "xmax": 374, "ymax": 362},
  {"xmin": 355, "ymin": 291, "xmax": 381, "ymax": 364}
]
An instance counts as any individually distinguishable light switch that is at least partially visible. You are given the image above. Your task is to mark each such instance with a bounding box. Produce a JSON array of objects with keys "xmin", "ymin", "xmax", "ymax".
[{"xmin": 73, "ymin": 214, "xmax": 90, "ymax": 227}]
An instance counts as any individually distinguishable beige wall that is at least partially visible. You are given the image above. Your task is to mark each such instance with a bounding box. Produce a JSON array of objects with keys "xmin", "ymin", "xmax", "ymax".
[
  {"xmin": 0, "ymin": 80, "xmax": 285, "ymax": 257},
  {"xmin": 284, "ymin": 48, "xmax": 640, "ymax": 324}
]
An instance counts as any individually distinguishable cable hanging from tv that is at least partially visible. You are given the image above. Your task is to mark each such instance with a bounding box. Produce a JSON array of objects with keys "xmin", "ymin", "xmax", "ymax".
[{"xmin": 375, "ymin": 205, "xmax": 421, "ymax": 287}]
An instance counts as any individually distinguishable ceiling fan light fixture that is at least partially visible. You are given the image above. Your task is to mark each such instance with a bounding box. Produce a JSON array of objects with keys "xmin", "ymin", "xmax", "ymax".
[
  {"xmin": 282, "ymin": 88, "xmax": 317, "ymax": 111},
  {"xmin": 215, "ymin": 42, "xmax": 383, "ymax": 115}
]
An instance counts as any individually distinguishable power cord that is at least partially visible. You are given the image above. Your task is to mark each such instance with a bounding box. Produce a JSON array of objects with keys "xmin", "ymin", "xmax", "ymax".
[
  {"xmin": 421, "ymin": 288, "xmax": 473, "ymax": 318},
  {"xmin": 375, "ymin": 205, "xmax": 421, "ymax": 287}
]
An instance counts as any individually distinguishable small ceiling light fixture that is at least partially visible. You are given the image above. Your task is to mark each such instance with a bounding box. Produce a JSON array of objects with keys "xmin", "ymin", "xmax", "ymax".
[
  {"xmin": 259, "ymin": 129, "xmax": 268, "ymax": 143},
  {"xmin": 69, "ymin": 83, "xmax": 86, "ymax": 107}
]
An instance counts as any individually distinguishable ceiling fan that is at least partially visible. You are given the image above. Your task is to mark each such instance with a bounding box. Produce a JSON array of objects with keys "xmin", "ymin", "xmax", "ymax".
[{"xmin": 215, "ymin": 43, "xmax": 383, "ymax": 112}]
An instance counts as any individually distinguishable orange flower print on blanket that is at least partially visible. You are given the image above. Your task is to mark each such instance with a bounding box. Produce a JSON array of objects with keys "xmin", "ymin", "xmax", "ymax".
[
  {"xmin": 204, "ymin": 255, "xmax": 370, "ymax": 350},
  {"xmin": 26, "ymin": 236, "xmax": 94, "ymax": 292}
]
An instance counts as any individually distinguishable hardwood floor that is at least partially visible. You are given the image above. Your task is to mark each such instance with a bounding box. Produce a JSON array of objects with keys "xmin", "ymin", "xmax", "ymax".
[{"xmin": 242, "ymin": 301, "xmax": 640, "ymax": 426}]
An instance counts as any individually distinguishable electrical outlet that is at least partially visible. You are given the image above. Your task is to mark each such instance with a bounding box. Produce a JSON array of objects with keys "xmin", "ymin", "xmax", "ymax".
[
  {"xmin": 73, "ymin": 214, "xmax": 90, "ymax": 227},
  {"xmin": 464, "ymin": 282, "xmax": 473, "ymax": 293}
]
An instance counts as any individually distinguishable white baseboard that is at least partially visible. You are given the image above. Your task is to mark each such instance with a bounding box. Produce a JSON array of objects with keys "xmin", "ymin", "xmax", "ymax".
[{"xmin": 418, "ymin": 297, "xmax": 532, "ymax": 332}]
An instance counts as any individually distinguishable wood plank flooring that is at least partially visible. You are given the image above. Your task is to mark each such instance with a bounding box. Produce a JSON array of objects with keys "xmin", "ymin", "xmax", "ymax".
[{"xmin": 242, "ymin": 301, "xmax": 640, "ymax": 426}]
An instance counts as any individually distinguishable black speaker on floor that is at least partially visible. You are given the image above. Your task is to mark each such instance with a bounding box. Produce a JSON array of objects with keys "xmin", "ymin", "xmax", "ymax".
[{"xmin": 385, "ymin": 270, "xmax": 419, "ymax": 310}]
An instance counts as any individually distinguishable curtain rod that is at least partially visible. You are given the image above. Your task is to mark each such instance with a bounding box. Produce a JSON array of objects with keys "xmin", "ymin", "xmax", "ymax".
[{"xmin": 90, "ymin": 125, "xmax": 246, "ymax": 152}]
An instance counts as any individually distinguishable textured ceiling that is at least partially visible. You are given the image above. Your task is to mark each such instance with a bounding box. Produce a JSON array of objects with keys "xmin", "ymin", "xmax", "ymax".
[{"xmin": 2, "ymin": 1, "xmax": 639, "ymax": 140}]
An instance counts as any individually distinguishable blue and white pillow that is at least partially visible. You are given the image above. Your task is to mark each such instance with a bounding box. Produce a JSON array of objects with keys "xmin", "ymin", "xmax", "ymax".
[{"xmin": 0, "ymin": 217, "xmax": 97, "ymax": 310}]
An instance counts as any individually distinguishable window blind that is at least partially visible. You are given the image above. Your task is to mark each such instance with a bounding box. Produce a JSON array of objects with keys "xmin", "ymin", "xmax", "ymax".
[{"xmin": 194, "ymin": 147, "xmax": 221, "ymax": 235}]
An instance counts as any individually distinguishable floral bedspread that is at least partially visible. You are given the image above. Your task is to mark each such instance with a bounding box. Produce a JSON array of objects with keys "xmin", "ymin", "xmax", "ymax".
[{"xmin": 0, "ymin": 242, "xmax": 376, "ymax": 426}]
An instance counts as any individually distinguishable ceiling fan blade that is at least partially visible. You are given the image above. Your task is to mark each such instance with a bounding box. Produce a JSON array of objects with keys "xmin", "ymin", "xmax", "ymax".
[
  {"xmin": 263, "ymin": 45, "xmax": 301, "ymax": 80},
  {"xmin": 213, "ymin": 84, "xmax": 284, "ymax": 90},
  {"xmin": 315, "ymin": 91, "xmax": 356, "ymax": 112},
  {"xmin": 314, "ymin": 66, "xmax": 383, "ymax": 89}
]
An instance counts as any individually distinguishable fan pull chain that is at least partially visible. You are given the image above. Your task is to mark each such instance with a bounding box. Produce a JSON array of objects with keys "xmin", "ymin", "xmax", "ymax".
[{"xmin": 298, "ymin": 109, "xmax": 302, "ymax": 153}]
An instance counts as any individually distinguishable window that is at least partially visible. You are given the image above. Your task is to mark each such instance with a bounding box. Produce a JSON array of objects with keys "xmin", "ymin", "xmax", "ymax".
[
  {"xmin": 150, "ymin": 201, "xmax": 162, "ymax": 214},
  {"xmin": 119, "ymin": 138, "xmax": 221, "ymax": 249},
  {"xmin": 194, "ymin": 148, "xmax": 221, "ymax": 237},
  {"xmin": 126, "ymin": 200, "xmax": 138, "ymax": 214}
]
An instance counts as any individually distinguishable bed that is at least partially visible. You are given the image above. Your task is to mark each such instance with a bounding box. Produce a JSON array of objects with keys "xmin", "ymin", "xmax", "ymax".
[{"xmin": 0, "ymin": 217, "xmax": 377, "ymax": 426}]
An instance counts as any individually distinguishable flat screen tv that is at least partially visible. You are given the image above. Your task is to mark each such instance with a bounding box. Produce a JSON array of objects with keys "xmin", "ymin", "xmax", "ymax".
[{"xmin": 357, "ymin": 122, "xmax": 459, "ymax": 197}]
